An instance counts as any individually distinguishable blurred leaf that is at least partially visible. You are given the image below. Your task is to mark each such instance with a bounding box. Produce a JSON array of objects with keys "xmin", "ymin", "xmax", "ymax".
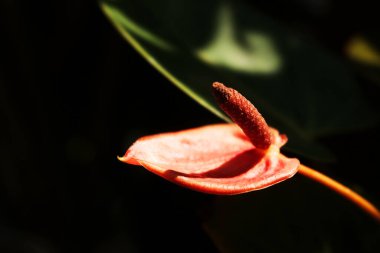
[
  {"xmin": 100, "ymin": 0, "xmax": 377, "ymax": 161},
  {"xmin": 346, "ymin": 36, "xmax": 380, "ymax": 67},
  {"xmin": 346, "ymin": 35, "xmax": 380, "ymax": 87},
  {"xmin": 203, "ymin": 175, "xmax": 380, "ymax": 253},
  {"xmin": 196, "ymin": 5, "xmax": 281, "ymax": 74}
]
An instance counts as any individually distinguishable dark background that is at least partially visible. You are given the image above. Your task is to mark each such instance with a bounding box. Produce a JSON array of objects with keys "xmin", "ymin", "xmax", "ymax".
[{"xmin": 0, "ymin": 0, "xmax": 379, "ymax": 252}]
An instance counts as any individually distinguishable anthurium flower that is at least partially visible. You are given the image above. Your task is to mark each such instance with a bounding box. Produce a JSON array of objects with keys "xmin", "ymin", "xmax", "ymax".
[
  {"xmin": 119, "ymin": 82, "xmax": 380, "ymax": 221},
  {"xmin": 119, "ymin": 82, "xmax": 299, "ymax": 194}
]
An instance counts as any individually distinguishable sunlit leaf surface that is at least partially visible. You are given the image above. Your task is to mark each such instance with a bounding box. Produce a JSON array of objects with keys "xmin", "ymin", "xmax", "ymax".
[
  {"xmin": 196, "ymin": 5, "xmax": 281, "ymax": 74},
  {"xmin": 101, "ymin": 0, "xmax": 377, "ymax": 161}
]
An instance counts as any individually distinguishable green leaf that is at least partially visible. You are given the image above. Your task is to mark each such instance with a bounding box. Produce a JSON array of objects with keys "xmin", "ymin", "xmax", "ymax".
[
  {"xmin": 100, "ymin": 0, "xmax": 377, "ymax": 161},
  {"xmin": 203, "ymin": 175, "xmax": 380, "ymax": 253},
  {"xmin": 346, "ymin": 36, "xmax": 380, "ymax": 68},
  {"xmin": 346, "ymin": 35, "xmax": 380, "ymax": 87}
]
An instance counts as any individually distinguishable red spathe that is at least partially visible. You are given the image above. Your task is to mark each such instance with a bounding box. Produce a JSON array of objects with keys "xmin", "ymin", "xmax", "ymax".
[{"xmin": 119, "ymin": 123, "xmax": 299, "ymax": 195}]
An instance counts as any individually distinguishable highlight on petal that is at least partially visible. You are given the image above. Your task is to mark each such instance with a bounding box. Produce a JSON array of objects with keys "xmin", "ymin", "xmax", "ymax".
[{"xmin": 119, "ymin": 123, "xmax": 299, "ymax": 195}]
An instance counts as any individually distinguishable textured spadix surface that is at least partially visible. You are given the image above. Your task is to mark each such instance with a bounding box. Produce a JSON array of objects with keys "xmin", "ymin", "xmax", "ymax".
[{"xmin": 119, "ymin": 123, "xmax": 299, "ymax": 194}]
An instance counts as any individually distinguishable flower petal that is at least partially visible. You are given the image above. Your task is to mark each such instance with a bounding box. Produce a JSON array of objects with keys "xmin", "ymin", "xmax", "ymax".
[{"xmin": 119, "ymin": 123, "xmax": 299, "ymax": 194}]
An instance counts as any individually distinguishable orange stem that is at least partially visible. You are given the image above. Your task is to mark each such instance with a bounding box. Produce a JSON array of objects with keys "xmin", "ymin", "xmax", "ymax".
[{"xmin": 298, "ymin": 163, "xmax": 380, "ymax": 222}]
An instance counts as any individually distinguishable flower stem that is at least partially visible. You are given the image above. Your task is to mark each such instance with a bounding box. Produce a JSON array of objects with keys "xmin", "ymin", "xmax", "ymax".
[{"xmin": 298, "ymin": 164, "xmax": 380, "ymax": 222}]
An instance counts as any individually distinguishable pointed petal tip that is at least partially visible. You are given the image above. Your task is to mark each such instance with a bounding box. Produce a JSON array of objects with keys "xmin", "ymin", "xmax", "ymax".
[
  {"xmin": 117, "ymin": 155, "xmax": 127, "ymax": 162},
  {"xmin": 118, "ymin": 150, "xmax": 141, "ymax": 166}
]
